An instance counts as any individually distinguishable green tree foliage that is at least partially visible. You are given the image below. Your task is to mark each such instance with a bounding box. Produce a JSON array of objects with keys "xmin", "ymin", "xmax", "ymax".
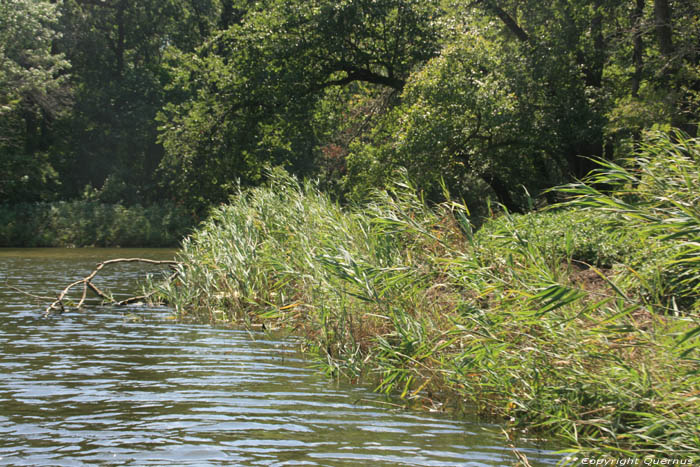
[
  {"xmin": 343, "ymin": 2, "xmax": 607, "ymax": 208},
  {"xmin": 606, "ymin": 0, "xmax": 700, "ymax": 143},
  {"xmin": 157, "ymin": 0, "xmax": 443, "ymax": 211},
  {"xmin": 0, "ymin": 0, "xmax": 70, "ymax": 203},
  {"xmin": 345, "ymin": 32, "xmax": 557, "ymax": 209},
  {"xmin": 344, "ymin": 0, "xmax": 699, "ymax": 210},
  {"xmin": 3, "ymin": 0, "xmax": 699, "ymax": 217},
  {"xmin": 53, "ymin": 0, "xmax": 226, "ymax": 203}
]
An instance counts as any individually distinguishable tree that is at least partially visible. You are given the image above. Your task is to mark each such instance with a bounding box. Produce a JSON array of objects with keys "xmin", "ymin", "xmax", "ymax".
[
  {"xmin": 344, "ymin": 31, "xmax": 564, "ymax": 211},
  {"xmin": 343, "ymin": 0, "xmax": 694, "ymax": 211},
  {"xmin": 156, "ymin": 0, "xmax": 443, "ymax": 210},
  {"xmin": 0, "ymin": 0, "xmax": 70, "ymax": 203},
  {"xmin": 53, "ymin": 0, "xmax": 225, "ymax": 203},
  {"xmin": 603, "ymin": 0, "xmax": 699, "ymax": 147}
]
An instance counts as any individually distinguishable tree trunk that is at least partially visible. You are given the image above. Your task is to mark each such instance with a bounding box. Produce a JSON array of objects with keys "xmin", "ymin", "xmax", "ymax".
[
  {"xmin": 588, "ymin": 0, "xmax": 605, "ymax": 89},
  {"xmin": 654, "ymin": 0, "xmax": 673, "ymax": 57},
  {"xmin": 631, "ymin": 0, "xmax": 645, "ymax": 97},
  {"xmin": 485, "ymin": 172, "xmax": 521, "ymax": 212},
  {"xmin": 115, "ymin": 0, "xmax": 126, "ymax": 76}
]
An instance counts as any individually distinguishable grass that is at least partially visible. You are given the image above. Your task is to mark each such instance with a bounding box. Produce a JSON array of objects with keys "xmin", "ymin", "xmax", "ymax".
[
  {"xmin": 157, "ymin": 131, "xmax": 700, "ymax": 459},
  {"xmin": 0, "ymin": 200, "xmax": 194, "ymax": 247}
]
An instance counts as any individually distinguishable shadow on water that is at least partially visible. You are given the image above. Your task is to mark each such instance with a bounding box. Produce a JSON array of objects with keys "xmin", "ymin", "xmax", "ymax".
[{"xmin": 0, "ymin": 249, "xmax": 563, "ymax": 466}]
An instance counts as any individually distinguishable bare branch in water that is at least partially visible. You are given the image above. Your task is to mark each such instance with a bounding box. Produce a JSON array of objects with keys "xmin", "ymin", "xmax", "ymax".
[
  {"xmin": 40, "ymin": 258, "xmax": 181, "ymax": 317},
  {"xmin": 6, "ymin": 283, "xmax": 57, "ymax": 302},
  {"xmin": 113, "ymin": 271, "xmax": 179, "ymax": 306}
]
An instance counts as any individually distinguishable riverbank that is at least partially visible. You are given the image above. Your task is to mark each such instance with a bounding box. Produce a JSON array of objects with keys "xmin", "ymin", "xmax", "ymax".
[
  {"xmin": 0, "ymin": 201, "xmax": 194, "ymax": 247},
  {"xmin": 158, "ymin": 132, "xmax": 699, "ymax": 458},
  {"xmin": 5, "ymin": 247, "xmax": 549, "ymax": 466}
]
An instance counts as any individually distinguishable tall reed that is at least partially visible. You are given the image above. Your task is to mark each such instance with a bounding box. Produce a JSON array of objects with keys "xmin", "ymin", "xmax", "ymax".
[{"xmin": 159, "ymin": 131, "xmax": 699, "ymax": 458}]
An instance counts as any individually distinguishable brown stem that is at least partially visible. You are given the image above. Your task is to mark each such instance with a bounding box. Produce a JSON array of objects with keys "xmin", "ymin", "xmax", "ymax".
[
  {"xmin": 77, "ymin": 281, "xmax": 89, "ymax": 309},
  {"xmin": 86, "ymin": 281, "xmax": 111, "ymax": 301}
]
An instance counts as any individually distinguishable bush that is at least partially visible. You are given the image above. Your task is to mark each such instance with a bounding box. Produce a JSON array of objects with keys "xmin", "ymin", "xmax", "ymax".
[
  {"xmin": 0, "ymin": 200, "xmax": 194, "ymax": 247},
  {"xmin": 475, "ymin": 208, "xmax": 646, "ymax": 268},
  {"xmin": 558, "ymin": 129, "xmax": 700, "ymax": 314}
]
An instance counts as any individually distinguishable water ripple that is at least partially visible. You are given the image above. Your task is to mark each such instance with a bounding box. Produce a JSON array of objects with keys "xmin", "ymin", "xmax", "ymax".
[{"xmin": 0, "ymin": 249, "xmax": 562, "ymax": 466}]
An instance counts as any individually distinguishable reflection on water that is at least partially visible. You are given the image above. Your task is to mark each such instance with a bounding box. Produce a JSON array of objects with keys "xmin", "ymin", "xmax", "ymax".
[{"xmin": 0, "ymin": 249, "xmax": 561, "ymax": 466}]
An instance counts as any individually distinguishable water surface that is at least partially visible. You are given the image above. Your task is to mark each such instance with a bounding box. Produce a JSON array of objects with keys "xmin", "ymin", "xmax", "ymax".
[{"xmin": 0, "ymin": 249, "xmax": 561, "ymax": 466}]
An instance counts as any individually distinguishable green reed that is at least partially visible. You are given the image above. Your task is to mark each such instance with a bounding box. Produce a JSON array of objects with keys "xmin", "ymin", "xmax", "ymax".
[{"xmin": 159, "ymin": 131, "xmax": 699, "ymax": 459}]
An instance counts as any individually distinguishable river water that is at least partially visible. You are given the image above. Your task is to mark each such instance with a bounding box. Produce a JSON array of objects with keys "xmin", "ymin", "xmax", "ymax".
[{"xmin": 0, "ymin": 249, "xmax": 562, "ymax": 466}]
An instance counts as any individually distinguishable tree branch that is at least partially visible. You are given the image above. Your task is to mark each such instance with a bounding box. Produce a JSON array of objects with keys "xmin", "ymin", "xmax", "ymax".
[
  {"xmin": 42, "ymin": 258, "xmax": 181, "ymax": 317},
  {"xmin": 319, "ymin": 66, "xmax": 405, "ymax": 91},
  {"xmin": 6, "ymin": 282, "xmax": 57, "ymax": 302},
  {"xmin": 477, "ymin": 1, "xmax": 530, "ymax": 44}
]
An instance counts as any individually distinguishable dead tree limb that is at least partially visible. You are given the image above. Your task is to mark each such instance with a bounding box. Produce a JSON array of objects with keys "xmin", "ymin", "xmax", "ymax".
[
  {"xmin": 113, "ymin": 270, "xmax": 180, "ymax": 306},
  {"xmin": 6, "ymin": 283, "xmax": 58, "ymax": 302},
  {"xmin": 43, "ymin": 258, "xmax": 181, "ymax": 317}
]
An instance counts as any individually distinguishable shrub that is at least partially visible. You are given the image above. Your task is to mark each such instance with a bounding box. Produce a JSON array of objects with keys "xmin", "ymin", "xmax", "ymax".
[
  {"xmin": 558, "ymin": 129, "xmax": 700, "ymax": 314},
  {"xmin": 475, "ymin": 208, "xmax": 646, "ymax": 268},
  {"xmin": 0, "ymin": 200, "xmax": 194, "ymax": 247}
]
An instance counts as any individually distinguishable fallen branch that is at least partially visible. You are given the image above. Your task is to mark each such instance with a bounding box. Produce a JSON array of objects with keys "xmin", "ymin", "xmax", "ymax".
[
  {"xmin": 42, "ymin": 258, "xmax": 181, "ymax": 317},
  {"xmin": 113, "ymin": 270, "xmax": 180, "ymax": 306},
  {"xmin": 6, "ymin": 283, "xmax": 61, "ymax": 303}
]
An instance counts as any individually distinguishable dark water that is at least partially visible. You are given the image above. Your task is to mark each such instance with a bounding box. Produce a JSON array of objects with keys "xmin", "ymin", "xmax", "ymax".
[{"xmin": 0, "ymin": 249, "xmax": 562, "ymax": 466}]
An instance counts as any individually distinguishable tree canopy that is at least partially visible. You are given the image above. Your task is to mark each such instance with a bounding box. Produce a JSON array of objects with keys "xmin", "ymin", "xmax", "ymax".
[
  {"xmin": 0, "ymin": 0, "xmax": 70, "ymax": 202},
  {"xmin": 1, "ymin": 0, "xmax": 698, "ymax": 212}
]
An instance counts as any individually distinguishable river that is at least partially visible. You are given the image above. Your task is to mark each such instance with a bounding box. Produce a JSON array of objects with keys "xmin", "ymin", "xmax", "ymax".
[{"xmin": 0, "ymin": 248, "xmax": 562, "ymax": 466}]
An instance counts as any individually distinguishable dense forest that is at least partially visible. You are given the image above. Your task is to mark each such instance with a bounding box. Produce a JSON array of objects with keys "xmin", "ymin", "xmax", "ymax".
[{"xmin": 2, "ymin": 0, "xmax": 698, "ymax": 216}]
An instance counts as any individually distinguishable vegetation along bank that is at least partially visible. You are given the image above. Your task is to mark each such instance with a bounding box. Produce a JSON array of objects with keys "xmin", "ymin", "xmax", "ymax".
[
  {"xmin": 157, "ymin": 131, "xmax": 700, "ymax": 459},
  {"xmin": 0, "ymin": 201, "xmax": 193, "ymax": 247},
  {"xmin": 4, "ymin": 0, "xmax": 699, "ymax": 460}
]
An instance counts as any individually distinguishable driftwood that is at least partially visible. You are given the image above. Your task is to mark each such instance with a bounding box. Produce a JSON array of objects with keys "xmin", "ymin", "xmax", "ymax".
[
  {"xmin": 6, "ymin": 284, "xmax": 58, "ymax": 303},
  {"xmin": 35, "ymin": 258, "xmax": 181, "ymax": 317}
]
